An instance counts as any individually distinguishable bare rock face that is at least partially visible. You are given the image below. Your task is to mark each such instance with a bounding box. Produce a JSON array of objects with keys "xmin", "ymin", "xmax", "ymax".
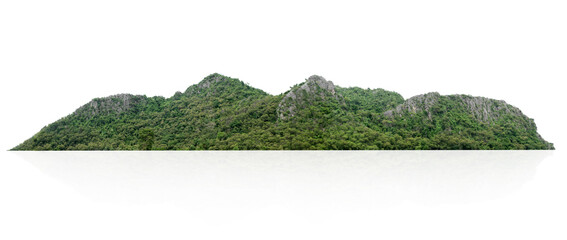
[
  {"xmin": 303, "ymin": 75, "xmax": 337, "ymax": 94},
  {"xmin": 384, "ymin": 92, "xmax": 441, "ymax": 120},
  {"xmin": 384, "ymin": 92, "xmax": 526, "ymax": 124},
  {"xmin": 449, "ymin": 95, "xmax": 524, "ymax": 123},
  {"xmin": 195, "ymin": 73, "xmax": 225, "ymax": 89},
  {"xmin": 74, "ymin": 94, "xmax": 147, "ymax": 118},
  {"xmin": 277, "ymin": 75, "xmax": 341, "ymax": 120}
]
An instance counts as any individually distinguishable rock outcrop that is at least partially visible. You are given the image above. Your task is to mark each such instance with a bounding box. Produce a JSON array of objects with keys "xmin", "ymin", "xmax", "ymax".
[
  {"xmin": 184, "ymin": 73, "xmax": 228, "ymax": 96},
  {"xmin": 384, "ymin": 92, "xmax": 441, "ymax": 120},
  {"xmin": 195, "ymin": 73, "xmax": 226, "ymax": 89},
  {"xmin": 277, "ymin": 75, "xmax": 342, "ymax": 120},
  {"xmin": 384, "ymin": 92, "xmax": 528, "ymax": 124},
  {"xmin": 74, "ymin": 94, "xmax": 147, "ymax": 118},
  {"xmin": 449, "ymin": 95, "xmax": 524, "ymax": 123}
]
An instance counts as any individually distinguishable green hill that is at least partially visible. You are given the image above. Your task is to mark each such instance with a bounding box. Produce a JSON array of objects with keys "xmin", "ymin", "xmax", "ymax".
[{"xmin": 12, "ymin": 73, "xmax": 554, "ymax": 150}]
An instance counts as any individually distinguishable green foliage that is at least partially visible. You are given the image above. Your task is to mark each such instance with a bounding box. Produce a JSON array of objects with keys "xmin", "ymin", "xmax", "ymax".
[
  {"xmin": 11, "ymin": 74, "xmax": 554, "ymax": 150},
  {"xmin": 337, "ymin": 87, "xmax": 404, "ymax": 114},
  {"xmin": 138, "ymin": 128, "xmax": 155, "ymax": 150}
]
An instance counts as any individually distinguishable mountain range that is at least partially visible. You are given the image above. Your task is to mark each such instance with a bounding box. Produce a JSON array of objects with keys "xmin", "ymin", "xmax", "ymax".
[{"xmin": 12, "ymin": 73, "xmax": 554, "ymax": 150}]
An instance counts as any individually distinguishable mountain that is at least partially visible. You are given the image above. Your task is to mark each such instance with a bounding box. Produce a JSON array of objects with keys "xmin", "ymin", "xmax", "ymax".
[{"xmin": 12, "ymin": 73, "xmax": 554, "ymax": 150}]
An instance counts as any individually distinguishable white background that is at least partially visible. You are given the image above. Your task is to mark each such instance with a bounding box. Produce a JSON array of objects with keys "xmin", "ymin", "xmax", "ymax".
[{"xmin": 1, "ymin": 1, "xmax": 566, "ymax": 239}]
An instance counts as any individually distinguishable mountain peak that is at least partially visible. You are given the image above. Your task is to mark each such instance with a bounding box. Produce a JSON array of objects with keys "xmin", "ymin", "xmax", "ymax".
[
  {"xmin": 185, "ymin": 73, "xmax": 242, "ymax": 95},
  {"xmin": 277, "ymin": 75, "xmax": 341, "ymax": 120},
  {"xmin": 195, "ymin": 73, "xmax": 232, "ymax": 89},
  {"xmin": 182, "ymin": 73, "xmax": 268, "ymax": 102},
  {"xmin": 305, "ymin": 75, "xmax": 336, "ymax": 94}
]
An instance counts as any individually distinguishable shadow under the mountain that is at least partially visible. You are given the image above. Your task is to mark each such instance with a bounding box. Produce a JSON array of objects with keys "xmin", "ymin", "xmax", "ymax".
[{"xmin": 14, "ymin": 151, "xmax": 552, "ymax": 207}]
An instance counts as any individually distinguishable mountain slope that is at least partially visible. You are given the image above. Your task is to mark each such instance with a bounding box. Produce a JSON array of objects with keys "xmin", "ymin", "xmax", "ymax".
[
  {"xmin": 381, "ymin": 93, "xmax": 553, "ymax": 149},
  {"xmin": 12, "ymin": 74, "xmax": 554, "ymax": 150}
]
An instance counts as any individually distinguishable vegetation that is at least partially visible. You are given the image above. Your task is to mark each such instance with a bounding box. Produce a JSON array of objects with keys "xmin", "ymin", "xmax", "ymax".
[{"xmin": 12, "ymin": 73, "xmax": 554, "ymax": 150}]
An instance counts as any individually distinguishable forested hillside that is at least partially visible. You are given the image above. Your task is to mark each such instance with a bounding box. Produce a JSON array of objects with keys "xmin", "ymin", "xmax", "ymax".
[{"xmin": 13, "ymin": 74, "xmax": 554, "ymax": 150}]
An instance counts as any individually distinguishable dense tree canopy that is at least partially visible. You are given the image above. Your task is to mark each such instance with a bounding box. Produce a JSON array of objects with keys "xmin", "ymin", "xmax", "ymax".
[{"xmin": 12, "ymin": 73, "xmax": 554, "ymax": 150}]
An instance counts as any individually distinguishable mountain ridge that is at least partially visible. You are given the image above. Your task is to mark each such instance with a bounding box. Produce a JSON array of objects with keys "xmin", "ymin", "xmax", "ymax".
[{"xmin": 12, "ymin": 73, "xmax": 554, "ymax": 150}]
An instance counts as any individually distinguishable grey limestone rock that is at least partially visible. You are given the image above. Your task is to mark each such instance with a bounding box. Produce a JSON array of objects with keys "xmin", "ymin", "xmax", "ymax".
[
  {"xmin": 74, "ymin": 94, "xmax": 146, "ymax": 118},
  {"xmin": 449, "ymin": 94, "xmax": 524, "ymax": 123},
  {"xmin": 196, "ymin": 73, "xmax": 225, "ymax": 89},
  {"xmin": 277, "ymin": 75, "xmax": 341, "ymax": 120},
  {"xmin": 384, "ymin": 92, "xmax": 440, "ymax": 120},
  {"xmin": 384, "ymin": 92, "xmax": 527, "ymax": 124}
]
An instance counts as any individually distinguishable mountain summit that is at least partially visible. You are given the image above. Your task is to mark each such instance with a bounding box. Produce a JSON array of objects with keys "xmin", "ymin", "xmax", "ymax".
[
  {"xmin": 12, "ymin": 74, "xmax": 554, "ymax": 150},
  {"xmin": 277, "ymin": 75, "xmax": 342, "ymax": 120}
]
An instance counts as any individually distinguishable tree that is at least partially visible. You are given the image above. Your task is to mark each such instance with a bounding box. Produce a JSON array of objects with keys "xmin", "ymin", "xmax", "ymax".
[{"xmin": 138, "ymin": 128, "xmax": 155, "ymax": 150}]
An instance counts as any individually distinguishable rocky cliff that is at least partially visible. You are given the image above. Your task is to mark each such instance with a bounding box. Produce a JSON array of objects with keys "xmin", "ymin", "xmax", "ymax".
[
  {"xmin": 277, "ymin": 75, "xmax": 343, "ymax": 120},
  {"xmin": 384, "ymin": 92, "xmax": 527, "ymax": 124},
  {"xmin": 73, "ymin": 94, "xmax": 148, "ymax": 118}
]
